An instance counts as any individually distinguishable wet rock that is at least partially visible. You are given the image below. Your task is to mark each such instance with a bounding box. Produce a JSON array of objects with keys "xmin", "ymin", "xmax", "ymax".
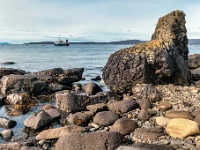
[
  {"xmin": 166, "ymin": 118, "xmax": 199, "ymax": 138},
  {"xmin": 108, "ymin": 99, "xmax": 137, "ymax": 113},
  {"xmin": 55, "ymin": 131, "xmax": 123, "ymax": 150},
  {"xmin": 0, "ymin": 67, "xmax": 26, "ymax": 79},
  {"xmin": 66, "ymin": 111, "xmax": 94, "ymax": 126},
  {"xmin": 42, "ymin": 104, "xmax": 54, "ymax": 110},
  {"xmin": 83, "ymin": 82, "xmax": 102, "ymax": 96},
  {"xmin": 56, "ymin": 90, "xmax": 86, "ymax": 113},
  {"xmin": 36, "ymin": 125, "xmax": 87, "ymax": 140},
  {"xmin": 136, "ymin": 99, "xmax": 152, "ymax": 110},
  {"xmin": 103, "ymin": 10, "xmax": 191, "ymax": 94},
  {"xmin": 0, "ymin": 129, "xmax": 13, "ymax": 140},
  {"xmin": 47, "ymin": 82, "xmax": 70, "ymax": 92},
  {"xmin": 21, "ymin": 146, "xmax": 43, "ymax": 150},
  {"xmin": 165, "ymin": 110, "xmax": 193, "ymax": 120},
  {"xmin": 0, "ymin": 117, "xmax": 17, "ymax": 128},
  {"xmin": 91, "ymin": 75, "xmax": 101, "ymax": 81},
  {"xmin": 45, "ymin": 108, "xmax": 61, "ymax": 119},
  {"xmin": 86, "ymin": 103, "xmax": 108, "ymax": 113},
  {"xmin": 24, "ymin": 111, "xmax": 52, "ymax": 130},
  {"xmin": 6, "ymin": 92, "xmax": 31, "ymax": 105},
  {"xmin": 188, "ymin": 54, "xmax": 200, "ymax": 69},
  {"xmin": 155, "ymin": 116, "xmax": 171, "ymax": 127},
  {"xmin": 110, "ymin": 118, "xmax": 138, "ymax": 135},
  {"xmin": 0, "ymin": 142, "xmax": 22, "ymax": 150},
  {"xmin": 93, "ymin": 111, "xmax": 119, "ymax": 126},
  {"xmin": 138, "ymin": 109, "xmax": 150, "ymax": 121},
  {"xmin": 158, "ymin": 100, "xmax": 172, "ymax": 111},
  {"xmin": 132, "ymin": 84, "xmax": 161, "ymax": 102},
  {"xmin": 134, "ymin": 127, "xmax": 165, "ymax": 140}
]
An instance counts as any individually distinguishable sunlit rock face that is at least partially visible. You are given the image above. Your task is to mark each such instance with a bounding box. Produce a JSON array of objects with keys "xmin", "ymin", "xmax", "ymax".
[{"xmin": 103, "ymin": 10, "xmax": 191, "ymax": 94}]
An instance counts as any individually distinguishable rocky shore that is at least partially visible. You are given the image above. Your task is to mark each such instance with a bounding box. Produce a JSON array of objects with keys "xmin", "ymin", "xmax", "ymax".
[{"xmin": 0, "ymin": 10, "xmax": 200, "ymax": 150}]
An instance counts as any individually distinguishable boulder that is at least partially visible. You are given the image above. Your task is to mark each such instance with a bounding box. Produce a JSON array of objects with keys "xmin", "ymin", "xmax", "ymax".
[
  {"xmin": 36, "ymin": 125, "xmax": 87, "ymax": 140},
  {"xmin": 24, "ymin": 111, "xmax": 52, "ymax": 130},
  {"xmin": 0, "ymin": 117, "xmax": 17, "ymax": 128},
  {"xmin": 83, "ymin": 82, "xmax": 102, "ymax": 96},
  {"xmin": 6, "ymin": 92, "xmax": 31, "ymax": 105},
  {"xmin": 108, "ymin": 99, "xmax": 137, "ymax": 113},
  {"xmin": 89, "ymin": 91, "xmax": 115, "ymax": 104},
  {"xmin": 93, "ymin": 111, "xmax": 119, "ymax": 126},
  {"xmin": 110, "ymin": 118, "xmax": 138, "ymax": 135},
  {"xmin": 55, "ymin": 131, "xmax": 123, "ymax": 150},
  {"xmin": 0, "ymin": 67, "xmax": 26, "ymax": 79},
  {"xmin": 166, "ymin": 118, "xmax": 199, "ymax": 138},
  {"xmin": 102, "ymin": 10, "xmax": 191, "ymax": 94},
  {"xmin": 194, "ymin": 115, "xmax": 200, "ymax": 126}
]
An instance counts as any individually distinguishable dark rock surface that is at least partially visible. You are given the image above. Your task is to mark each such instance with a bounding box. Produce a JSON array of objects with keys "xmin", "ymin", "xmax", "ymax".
[
  {"xmin": 55, "ymin": 131, "xmax": 123, "ymax": 150},
  {"xmin": 102, "ymin": 10, "xmax": 191, "ymax": 94}
]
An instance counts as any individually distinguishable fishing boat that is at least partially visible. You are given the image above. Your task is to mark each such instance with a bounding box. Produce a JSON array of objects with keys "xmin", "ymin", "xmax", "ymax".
[{"xmin": 54, "ymin": 38, "xmax": 69, "ymax": 46}]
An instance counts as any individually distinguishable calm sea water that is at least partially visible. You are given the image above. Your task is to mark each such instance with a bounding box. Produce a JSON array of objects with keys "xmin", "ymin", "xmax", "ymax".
[{"xmin": 0, "ymin": 44, "xmax": 199, "ymax": 143}]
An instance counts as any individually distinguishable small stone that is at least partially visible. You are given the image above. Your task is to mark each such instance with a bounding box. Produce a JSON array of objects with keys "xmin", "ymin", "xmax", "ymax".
[
  {"xmin": 0, "ymin": 129, "xmax": 13, "ymax": 140},
  {"xmin": 138, "ymin": 109, "xmax": 150, "ymax": 121},
  {"xmin": 42, "ymin": 143, "xmax": 50, "ymax": 150},
  {"xmin": 93, "ymin": 111, "xmax": 119, "ymax": 126},
  {"xmin": 83, "ymin": 82, "xmax": 102, "ymax": 96},
  {"xmin": 158, "ymin": 100, "xmax": 172, "ymax": 111},
  {"xmin": 0, "ymin": 117, "xmax": 17, "ymax": 129},
  {"xmin": 110, "ymin": 118, "xmax": 138, "ymax": 135},
  {"xmin": 166, "ymin": 118, "xmax": 200, "ymax": 139},
  {"xmin": 155, "ymin": 116, "xmax": 171, "ymax": 127},
  {"xmin": 38, "ymin": 140, "xmax": 46, "ymax": 145},
  {"xmin": 45, "ymin": 108, "xmax": 61, "ymax": 119},
  {"xmin": 165, "ymin": 110, "xmax": 193, "ymax": 120},
  {"xmin": 42, "ymin": 104, "xmax": 54, "ymax": 110}
]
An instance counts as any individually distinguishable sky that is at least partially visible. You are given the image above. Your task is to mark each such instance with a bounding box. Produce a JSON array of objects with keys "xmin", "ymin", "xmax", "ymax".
[{"xmin": 0, "ymin": 0, "xmax": 200, "ymax": 44}]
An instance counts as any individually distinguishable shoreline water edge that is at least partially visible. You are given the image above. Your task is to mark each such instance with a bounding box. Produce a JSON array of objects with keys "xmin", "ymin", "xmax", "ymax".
[{"xmin": 0, "ymin": 10, "xmax": 200, "ymax": 150}]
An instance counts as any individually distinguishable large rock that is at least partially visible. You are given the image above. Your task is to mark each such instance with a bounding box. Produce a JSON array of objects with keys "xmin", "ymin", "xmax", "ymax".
[
  {"xmin": 55, "ymin": 131, "xmax": 123, "ymax": 150},
  {"xmin": 103, "ymin": 10, "xmax": 191, "ymax": 94},
  {"xmin": 24, "ymin": 111, "xmax": 52, "ymax": 130},
  {"xmin": 0, "ymin": 68, "xmax": 84, "ymax": 96},
  {"xmin": 166, "ymin": 118, "xmax": 199, "ymax": 139},
  {"xmin": 83, "ymin": 82, "xmax": 102, "ymax": 96}
]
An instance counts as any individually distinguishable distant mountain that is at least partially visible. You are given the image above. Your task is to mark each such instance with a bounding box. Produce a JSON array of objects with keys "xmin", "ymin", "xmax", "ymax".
[{"xmin": 188, "ymin": 39, "xmax": 200, "ymax": 45}]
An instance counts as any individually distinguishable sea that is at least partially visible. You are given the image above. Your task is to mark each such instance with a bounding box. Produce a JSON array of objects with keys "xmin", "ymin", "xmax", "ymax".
[{"xmin": 0, "ymin": 44, "xmax": 199, "ymax": 143}]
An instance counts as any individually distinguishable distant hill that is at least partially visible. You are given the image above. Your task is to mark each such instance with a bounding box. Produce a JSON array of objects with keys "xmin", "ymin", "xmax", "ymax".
[
  {"xmin": 189, "ymin": 39, "xmax": 200, "ymax": 45},
  {"xmin": 24, "ymin": 39, "xmax": 146, "ymax": 45}
]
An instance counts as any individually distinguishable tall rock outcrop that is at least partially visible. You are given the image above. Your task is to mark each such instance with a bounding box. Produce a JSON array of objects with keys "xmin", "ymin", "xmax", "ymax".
[{"xmin": 103, "ymin": 10, "xmax": 191, "ymax": 94}]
